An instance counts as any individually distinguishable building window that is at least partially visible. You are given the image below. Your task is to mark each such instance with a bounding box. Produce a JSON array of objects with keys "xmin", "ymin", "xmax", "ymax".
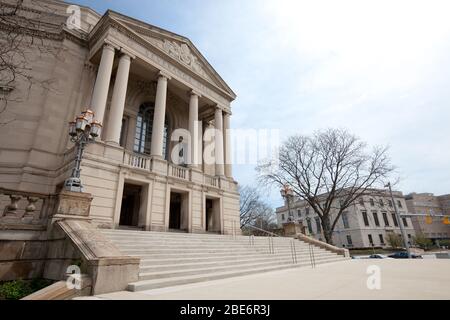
[
  {"xmin": 388, "ymin": 200, "xmax": 393, "ymax": 208},
  {"xmin": 379, "ymin": 199, "xmax": 384, "ymax": 207},
  {"xmin": 281, "ymin": 214, "xmax": 285, "ymax": 221},
  {"xmin": 341, "ymin": 212, "xmax": 350, "ymax": 229},
  {"xmin": 369, "ymin": 198, "xmax": 375, "ymax": 206},
  {"xmin": 315, "ymin": 217, "xmax": 322, "ymax": 233},
  {"xmin": 379, "ymin": 234, "xmax": 385, "ymax": 245},
  {"xmin": 306, "ymin": 218, "xmax": 313, "ymax": 234},
  {"xmin": 362, "ymin": 211, "xmax": 370, "ymax": 227},
  {"xmin": 339, "ymin": 199, "xmax": 344, "ymax": 208},
  {"xmin": 134, "ymin": 103, "xmax": 169, "ymax": 158},
  {"xmin": 305, "ymin": 207, "xmax": 310, "ymax": 215},
  {"xmin": 373, "ymin": 212, "xmax": 380, "ymax": 227},
  {"xmin": 402, "ymin": 217, "xmax": 408, "ymax": 227},
  {"xmin": 368, "ymin": 234, "xmax": 374, "ymax": 246},
  {"xmin": 391, "ymin": 213, "xmax": 399, "ymax": 227},
  {"xmin": 359, "ymin": 198, "xmax": 364, "ymax": 206},
  {"xmin": 297, "ymin": 209, "xmax": 301, "ymax": 217},
  {"xmin": 397, "ymin": 200, "xmax": 403, "ymax": 208},
  {"xmin": 346, "ymin": 235, "xmax": 353, "ymax": 246},
  {"xmin": 382, "ymin": 212, "xmax": 390, "ymax": 226}
]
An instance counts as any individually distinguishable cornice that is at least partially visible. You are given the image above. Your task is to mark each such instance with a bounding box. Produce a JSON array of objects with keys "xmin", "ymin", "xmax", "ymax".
[{"xmin": 88, "ymin": 15, "xmax": 235, "ymax": 106}]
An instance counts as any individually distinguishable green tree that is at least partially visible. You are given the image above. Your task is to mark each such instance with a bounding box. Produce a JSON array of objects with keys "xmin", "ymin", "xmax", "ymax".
[
  {"xmin": 414, "ymin": 233, "xmax": 433, "ymax": 250},
  {"xmin": 386, "ymin": 232, "xmax": 403, "ymax": 249}
]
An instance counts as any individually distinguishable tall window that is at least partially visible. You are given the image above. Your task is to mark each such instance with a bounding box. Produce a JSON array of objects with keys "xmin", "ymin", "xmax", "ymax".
[
  {"xmin": 134, "ymin": 103, "xmax": 169, "ymax": 158},
  {"xmin": 306, "ymin": 218, "xmax": 313, "ymax": 234},
  {"xmin": 382, "ymin": 212, "xmax": 390, "ymax": 226},
  {"xmin": 362, "ymin": 211, "xmax": 370, "ymax": 227},
  {"xmin": 402, "ymin": 217, "xmax": 409, "ymax": 227},
  {"xmin": 373, "ymin": 211, "xmax": 380, "ymax": 227},
  {"xmin": 397, "ymin": 200, "xmax": 403, "ymax": 208},
  {"xmin": 369, "ymin": 198, "xmax": 375, "ymax": 206},
  {"xmin": 368, "ymin": 234, "xmax": 374, "ymax": 246},
  {"xmin": 315, "ymin": 217, "xmax": 322, "ymax": 233},
  {"xmin": 379, "ymin": 234, "xmax": 385, "ymax": 245},
  {"xmin": 346, "ymin": 235, "xmax": 353, "ymax": 246},
  {"xmin": 359, "ymin": 198, "xmax": 364, "ymax": 206},
  {"xmin": 392, "ymin": 213, "xmax": 399, "ymax": 227},
  {"xmin": 305, "ymin": 207, "xmax": 310, "ymax": 215},
  {"xmin": 341, "ymin": 212, "xmax": 350, "ymax": 229}
]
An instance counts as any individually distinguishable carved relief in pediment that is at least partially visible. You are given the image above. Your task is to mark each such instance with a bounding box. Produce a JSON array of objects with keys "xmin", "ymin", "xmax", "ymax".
[{"xmin": 141, "ymin": 35, "xmax": 212, "ymax": 81}]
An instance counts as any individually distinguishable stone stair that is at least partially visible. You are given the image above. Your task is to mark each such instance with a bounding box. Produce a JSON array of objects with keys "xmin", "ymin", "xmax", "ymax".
[{"xmin": 100, "ymin": 229, "xmax": 349, "ymax": 292}]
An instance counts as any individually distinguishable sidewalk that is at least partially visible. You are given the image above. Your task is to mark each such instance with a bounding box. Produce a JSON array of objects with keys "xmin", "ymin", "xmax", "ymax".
[{"xmin": 80, "ymin": 259, "xmax": 450, "ymax": 300}]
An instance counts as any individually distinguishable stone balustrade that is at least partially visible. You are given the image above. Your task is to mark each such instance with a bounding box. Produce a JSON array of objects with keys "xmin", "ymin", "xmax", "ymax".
[
  {"xmin": 121, "ymin": 150, "xmax": 225, "ymax": 189},
  {"xmin": 0, "ymin": 188, "xmax": 56, "ymax": 225}
]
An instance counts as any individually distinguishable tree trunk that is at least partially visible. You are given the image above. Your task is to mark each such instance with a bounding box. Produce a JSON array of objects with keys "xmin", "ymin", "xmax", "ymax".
[{"xmin": 322, "ymin": 216, "xmax": 334, "ymax": 245}]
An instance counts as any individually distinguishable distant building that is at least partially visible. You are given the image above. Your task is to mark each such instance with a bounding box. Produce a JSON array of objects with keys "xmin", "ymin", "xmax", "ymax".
[
  {"xmin": 405, "ymin": 193, "xmax": 450, "ymax": 243},
  {"xmin": 276, "ymin": 189, "xmax": 416, "ymax": 249}
]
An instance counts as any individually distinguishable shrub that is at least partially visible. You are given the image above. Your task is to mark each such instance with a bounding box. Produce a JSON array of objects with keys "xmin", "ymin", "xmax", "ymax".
[
  {"xmin": 0, "ymin": 280, "xmax": 33, "ymax": 300},
  {"xmin": 386, "ymin": 233, "xmax": 403, "ymax": 249},
  {"xmin": 414, "ymin": 233, "xmax": 433, "ymax": 250},
  {"xmin": 0, "ymin": 279, "xmax": 54, "ymax": 300}
]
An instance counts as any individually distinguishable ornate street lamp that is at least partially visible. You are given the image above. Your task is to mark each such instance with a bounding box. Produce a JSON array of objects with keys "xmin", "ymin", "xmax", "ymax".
[
  {"xmin": 280, "ymin": 184, "xmax": 294, "ymax": 222},
  {"xmin": 64, "ymin": 109, "xmax": 102, "ymax": 192}
]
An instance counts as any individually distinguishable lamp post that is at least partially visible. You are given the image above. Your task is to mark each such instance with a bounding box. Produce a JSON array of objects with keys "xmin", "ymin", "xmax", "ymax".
[
  {"xmin": 280, "ymin": 184, "xmax": 294, "ymax": 222},
  {"xmin": 64, "ymin": 109, "xmax": 102, "ymax": 193},
  {"xmin": 385, "ymin": 182, "xmax": 411, "ymax": 258}
]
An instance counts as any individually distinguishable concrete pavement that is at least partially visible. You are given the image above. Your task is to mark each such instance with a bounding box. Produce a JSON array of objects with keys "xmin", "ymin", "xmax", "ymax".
[{"xmin": 79, "ymin": 259, "xmax": 450, "ymax": 300}]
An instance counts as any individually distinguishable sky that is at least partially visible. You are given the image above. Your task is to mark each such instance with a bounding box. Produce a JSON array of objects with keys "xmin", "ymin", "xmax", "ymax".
[{"xmin": 73, "ymin": 0, "xmax": 450, "ymax": 207}]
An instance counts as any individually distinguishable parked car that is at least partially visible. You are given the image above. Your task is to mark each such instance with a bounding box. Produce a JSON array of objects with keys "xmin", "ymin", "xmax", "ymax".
[
  {"xmin": 388, "ymin": 252, "xmax": 423, "ymax": 259},
  {"xmin": 369, "ymin": 254, "xmax": 391, "ymax": 259}
]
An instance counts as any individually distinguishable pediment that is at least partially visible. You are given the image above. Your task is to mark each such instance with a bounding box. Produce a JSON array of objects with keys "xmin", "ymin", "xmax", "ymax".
[{"xmin": 107, "ymin": 12, "xmax": 236, "ymax": 100}]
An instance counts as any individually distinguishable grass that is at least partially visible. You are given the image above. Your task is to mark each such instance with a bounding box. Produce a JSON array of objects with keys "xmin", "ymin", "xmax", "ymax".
[{"xmin": 0, "ymin": 279, "xmax": 54, "ymax": 300}]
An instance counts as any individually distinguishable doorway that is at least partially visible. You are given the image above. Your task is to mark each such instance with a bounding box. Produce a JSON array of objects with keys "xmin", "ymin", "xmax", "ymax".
[
  {"xmin": 169, "ymin": 191, "xmax": 189, "ymax": 231},
  {"xmin": 119, "ymin": 184, "xmax": 142, "ymax": 227},
  {"xmin": 205, "ymin": 197, "xmax": 221, "ymax": 233}
]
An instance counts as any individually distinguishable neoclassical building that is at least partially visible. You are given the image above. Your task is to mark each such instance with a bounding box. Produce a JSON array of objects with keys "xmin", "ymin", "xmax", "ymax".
[{"xmin": 0, "ymin": 0, "xmax": 240, "ymax": 235}]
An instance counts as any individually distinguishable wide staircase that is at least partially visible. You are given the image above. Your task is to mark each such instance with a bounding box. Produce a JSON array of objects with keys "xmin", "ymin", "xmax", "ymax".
[{"xmin": 100, "ymin": 229, "xmax": 349, "ymax": 292}]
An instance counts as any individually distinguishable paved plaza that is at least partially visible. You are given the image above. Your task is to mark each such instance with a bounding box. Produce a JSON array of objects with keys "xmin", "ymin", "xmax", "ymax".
[{"xmin": 80, "ymin": 259, "xmax": 450, "ymax": 300}]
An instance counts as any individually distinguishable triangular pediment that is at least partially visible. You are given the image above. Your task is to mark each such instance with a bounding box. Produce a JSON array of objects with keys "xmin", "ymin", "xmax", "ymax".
[{"xmin": 107, "ymin": 11, "xmax": 236, "ymax": 100}]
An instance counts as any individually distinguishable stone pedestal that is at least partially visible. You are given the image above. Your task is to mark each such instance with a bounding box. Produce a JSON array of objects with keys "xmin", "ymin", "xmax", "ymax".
[
  {"xmin": 53, "ymin": 191, "xmax": 93, "ymax": 219},
  {"xmin": 283, "ymin": 221, "xmax": 306, "ymax": 237}
]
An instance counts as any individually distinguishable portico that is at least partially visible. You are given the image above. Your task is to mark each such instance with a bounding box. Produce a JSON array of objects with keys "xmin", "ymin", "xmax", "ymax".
[{"xmin": 67, "ymin": 10, "xmax": 240, "ymax": 234}]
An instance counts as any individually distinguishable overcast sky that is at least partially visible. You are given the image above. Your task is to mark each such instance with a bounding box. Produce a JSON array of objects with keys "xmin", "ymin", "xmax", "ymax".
[{"xmin": 74, "ymin": 0, "xmax": 450, "ymax": 207}]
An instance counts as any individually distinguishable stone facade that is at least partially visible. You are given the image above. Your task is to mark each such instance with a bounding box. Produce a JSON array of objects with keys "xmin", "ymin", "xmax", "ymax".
[
  {"xmin": 0, "ymin": 0, "xmax": 240, "ymax": 236},
  {"xmin": 405, "ymin": 193, "xmax": 450, "ymax": 242},
  {"xmin": 276, "ymin": 189, "xmax": 416, "ymax": 249}
]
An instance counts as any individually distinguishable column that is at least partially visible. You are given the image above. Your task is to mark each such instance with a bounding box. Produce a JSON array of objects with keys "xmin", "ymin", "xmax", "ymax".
[
  {"xmin": 151, "ymin": 72, "xmax": 170, "ymax": 158},
  {"xmin": 223, "ymin": 112, "xmax": 232, "ymax": 178},
  {"xmin": 91, "ymin": 43, "xmax": 115, "ymax": 125},
  {"xmin": 198, "ymin": 120, "xmax": 203, "ymax": 170},
  {"xmin": 104, "ymin": 53, "xmax": 132, "ymax": 145},
  {"xmin": 188, "ymin": 91, "xmax": 200, "ymax": 167},
  {"xmin": 214, "ymin": 106, "xmax": 225, "ymax": 176}
]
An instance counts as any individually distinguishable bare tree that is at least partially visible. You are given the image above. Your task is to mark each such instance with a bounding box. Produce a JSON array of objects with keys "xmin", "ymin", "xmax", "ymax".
[
  {"xmin": 257, "ymin": 128, "xmax": 394, "ymax": 244},
  {"xmin": 239, "ymin": 185, "xmax": 276, "ymax": 229},
  {"xmin": 0, "ymin": 0, "xmax": 64, "ymax": 125}
]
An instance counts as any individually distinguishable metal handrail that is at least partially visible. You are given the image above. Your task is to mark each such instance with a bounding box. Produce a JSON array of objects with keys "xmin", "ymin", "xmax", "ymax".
[{"xmin": 245, "ymin": 224, "xmax": 282, "ymax": 238}]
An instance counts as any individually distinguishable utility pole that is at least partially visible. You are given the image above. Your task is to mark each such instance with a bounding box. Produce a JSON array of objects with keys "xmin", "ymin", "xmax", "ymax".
[{"xmin": 386, "ymin": 182, "xmax": 411, "ymax": 259}]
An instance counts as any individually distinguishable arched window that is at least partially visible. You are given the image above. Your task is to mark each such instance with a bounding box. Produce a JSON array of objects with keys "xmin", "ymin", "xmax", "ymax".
[{"xmin": 134, "ymin": 103, "xmax": 169, "ymax": 159}]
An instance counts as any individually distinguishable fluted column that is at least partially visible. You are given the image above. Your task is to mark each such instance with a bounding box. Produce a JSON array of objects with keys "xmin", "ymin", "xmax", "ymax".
[
  {"xmin": 91, "ymin": 43, "xmax": 115, "ymax": 125},
  {"xmin": 214, "ymin": 106, "xmax": 225, "ymax": 176},
  {"xmin": 105, "ymin": 53, "xmax": 132, "ymax": 145},
  {"xmin": 223, "ymin": 112, "xmax": 232, "ymax": 178},
  {"xmin": 151, "ymin": 72, "xmax": 171, "ymax": 158},
  {"xmin": 188, "ymin": 91, "xmax": 200, "ymax": 167}
]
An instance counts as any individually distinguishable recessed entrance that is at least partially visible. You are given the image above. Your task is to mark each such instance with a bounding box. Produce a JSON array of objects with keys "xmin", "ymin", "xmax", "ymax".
[
  {"xmin": 205, "ymin": 197, "xmax": 221, "ymax": 233},
  {"xmin": 169, "ymin": 191, "xmax": 189, "ymax": 231},
  {"xmin": 119, "ymin": 184, "xmax": 142, "ymax": 227}
]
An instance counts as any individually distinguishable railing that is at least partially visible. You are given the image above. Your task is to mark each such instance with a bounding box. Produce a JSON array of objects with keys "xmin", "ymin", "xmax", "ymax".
[
  {"xmin": 123, "ymin": 151, "xmax": 151, "ymax": 170},
  {"xmin": 204, "ymin": 174, "xmax": 220, "ymax": 188},
  {"xmin": 0, "ymin": 188, "xmax": 56, "ymax": 226},
  {"xmin": 169, "ymin": 164, "xmax": 189, "ymax": 180}
]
